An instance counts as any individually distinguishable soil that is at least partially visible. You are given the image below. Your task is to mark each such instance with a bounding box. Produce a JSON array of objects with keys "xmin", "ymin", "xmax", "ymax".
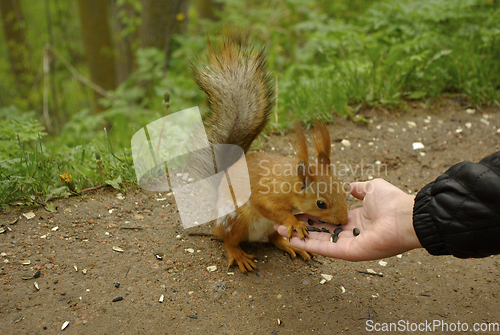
[{"xmin": 1, "ymin": 99, "xmax": 500, "ymax": 335}]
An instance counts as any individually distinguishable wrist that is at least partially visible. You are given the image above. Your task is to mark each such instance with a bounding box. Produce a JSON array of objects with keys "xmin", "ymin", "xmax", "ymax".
[{"xmin": 399, "ymin": 194, "xmax": 422, "ymax": 251}]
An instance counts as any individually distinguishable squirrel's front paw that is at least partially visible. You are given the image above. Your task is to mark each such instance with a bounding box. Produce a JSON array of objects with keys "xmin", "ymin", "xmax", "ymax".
[{"xmin": 284, "ymin": 221, "xmax": 309, "ymax": 240}]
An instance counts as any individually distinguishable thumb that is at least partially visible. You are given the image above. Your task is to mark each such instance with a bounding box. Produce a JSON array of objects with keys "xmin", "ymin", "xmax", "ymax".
[{"xmin": 350, "ymin": 181, "xmax": 371, "ymax": 200}]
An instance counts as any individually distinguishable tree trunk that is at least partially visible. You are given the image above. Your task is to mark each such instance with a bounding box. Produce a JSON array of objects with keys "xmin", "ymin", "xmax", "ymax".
[
  {"xmin": 77, "ymin": 0, "xmax": 117, "ymax": 113},
  {"xmin": 0, "ymin": 0, "xmax": 32, "ymax": 94},
  {"xmin": 196, "ymin": 0, "xmax": 223, "ymax": 21},
  {"xmin": 140, "ymin": 0, "xmax": 189, "ymax": 69},
  {"xmin": 111, "ymin": 0, "xmax": 139, "ymax": 85}
]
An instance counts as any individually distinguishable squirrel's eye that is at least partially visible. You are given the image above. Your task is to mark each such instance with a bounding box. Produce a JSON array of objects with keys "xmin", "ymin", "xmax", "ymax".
[{"xmin": 316, "ymin": 200, "xmax": 327, "ymax": 209}]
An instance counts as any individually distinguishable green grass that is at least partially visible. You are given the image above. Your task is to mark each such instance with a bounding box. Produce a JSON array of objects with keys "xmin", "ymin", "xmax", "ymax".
[{"xmin": 1, "ymin": 0, "xmax": 499, "ymax": 205}]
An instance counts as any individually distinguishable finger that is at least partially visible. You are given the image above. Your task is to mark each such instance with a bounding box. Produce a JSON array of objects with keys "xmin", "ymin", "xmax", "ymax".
[
  {"xmin": 350, "ymin": 181, "xmax": 371, "ymax": 200},
  {"xmin": 274, "ymin": 223, "xmax": 327, "ymax": 240},
  {"xmin": 287, "ymin": 234, "xmax": 360, "ymax": 261}
]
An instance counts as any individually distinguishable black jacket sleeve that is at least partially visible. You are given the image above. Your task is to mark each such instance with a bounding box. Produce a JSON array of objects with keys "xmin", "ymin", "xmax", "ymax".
[{"xmin": 413, "ymin": 150, "xmax": 500, "ymax": 258}]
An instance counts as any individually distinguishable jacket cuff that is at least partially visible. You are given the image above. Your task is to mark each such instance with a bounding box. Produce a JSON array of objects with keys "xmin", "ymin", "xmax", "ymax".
[{"xmin": 413, "ymin": 182, "xmax": 450, "ymax": 256}]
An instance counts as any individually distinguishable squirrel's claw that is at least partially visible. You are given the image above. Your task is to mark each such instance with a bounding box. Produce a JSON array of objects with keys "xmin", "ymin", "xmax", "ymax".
[
  {"xmin": 226, "ymin": 246, "xmax": 257, "ymax": 273},
  {"xmin": 285, "ymin": 222, "xmax": 309, "ymax": 240}
]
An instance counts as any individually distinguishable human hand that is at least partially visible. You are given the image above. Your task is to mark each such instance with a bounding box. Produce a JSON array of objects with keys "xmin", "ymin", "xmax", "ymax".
[{"xmin": 274, "ymin": 179, "xmax": 422, "ymax": 261}]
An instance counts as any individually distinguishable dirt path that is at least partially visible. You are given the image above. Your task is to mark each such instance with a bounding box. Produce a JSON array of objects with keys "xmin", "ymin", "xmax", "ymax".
[{"xmin": 1, "ymin": 100, "xmax": 500, "ymax": 334}]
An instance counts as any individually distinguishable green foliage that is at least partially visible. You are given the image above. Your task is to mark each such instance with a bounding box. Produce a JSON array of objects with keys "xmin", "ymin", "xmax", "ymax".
[{"xmin": 0, "ymin": 106, "xmax": 134, "ymax": 206}]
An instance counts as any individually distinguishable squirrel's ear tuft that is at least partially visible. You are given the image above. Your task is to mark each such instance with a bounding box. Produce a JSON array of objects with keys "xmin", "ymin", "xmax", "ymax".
[
  {"xmin": 312, "ymin": 120, "xmax": 331, "ymax": 167},
  {"xmin": 294, "ymin": 122, "xmax": 309, "ymax": 165},
  {"xmin": 294, "ymin": 122, "xmax": 312, "ymax": 188}
]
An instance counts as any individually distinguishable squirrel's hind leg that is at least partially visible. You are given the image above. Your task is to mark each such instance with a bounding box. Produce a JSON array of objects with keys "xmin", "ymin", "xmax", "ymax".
[
  {"xmin": 268, "ymin": 231, "xmax": 312, "ymax": 261},
  {"xmin": 214, "ymin": 216, "xmax": 257, "ymax": 273}
]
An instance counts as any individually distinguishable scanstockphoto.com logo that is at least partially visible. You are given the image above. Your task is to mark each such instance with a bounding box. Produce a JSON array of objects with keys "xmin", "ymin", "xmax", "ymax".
[{"xmin": 131, "ymin": 107, "xmax": 388, "ymax": 229}]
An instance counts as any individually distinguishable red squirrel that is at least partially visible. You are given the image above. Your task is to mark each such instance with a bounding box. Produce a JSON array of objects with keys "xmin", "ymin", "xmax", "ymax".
[{"xmin": 192, "ymin": 31, "xmax": 348, "ymax": 272}]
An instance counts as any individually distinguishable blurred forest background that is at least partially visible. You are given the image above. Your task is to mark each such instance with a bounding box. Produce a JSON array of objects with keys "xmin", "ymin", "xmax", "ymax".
[{"xmin": 0, "ymin": 0, "xmax": 499, "ymax": 205}]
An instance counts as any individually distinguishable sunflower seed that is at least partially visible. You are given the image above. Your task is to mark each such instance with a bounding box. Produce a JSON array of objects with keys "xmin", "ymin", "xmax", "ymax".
[
  {"xmin": 82, "ymin": 269, "xmax": 87, "ymax": 275},
  {"xmin": 321, "ymin": 228, "xmax": 330, "ymax": 233},
  {"xmin": 20, "ymin": 260, "xmax": 31, "ymax": 265},
  {"xmin": 13, "ymin": 316, "xmax": 24, "ymax": 324},
  {"xmin": 330, "ymin": 234, "xmax": 339, "ymax": 243},
  {"xmin": 61, "ymin": 321, "xmax": 69, "ymax": 330},
  {"xmin": 153, "ymin": 252, "xmax": 164, "ymax": 260},
  {"xmin": 334, "ymin": 227, "xmax": 343, "ymax": 235},
  {"xmin": 112, "ymin": 246, "xmax": 124, "ymax": 253},
  {"xmin": 307, "ymin": 218, "xmax": 314, "ymax": 225},
  {"xmin": 34, "ymin": 282, "xmax": 40, "ymax": 290},
  {"xmin": 33, "ymin": 270, "xmax": 41, "ymax": 278},
  {"xmin": 73, "ymin": 264, "xmax": 78, "ymax": 272},
  {"xmin": 0, "ymin": 227, "xmax": 5, "ymax": 234},
  {"xmin": 112, "ymin": 296, "xmax": 123, "ymax": 302},
  {"xmin": 353, "ymin": 228, "xmax": 360, "ymax": 236},
  {"xmin": 159, "ymin": 294, "xmax": 164, "ymax": 303},
  {"xmin": 21, "ymin": 274, "xmax": 33, "ymax": 280},
  {"xmin": 115, "ymin": 282, "xmax": 120, "ymax": 288}
]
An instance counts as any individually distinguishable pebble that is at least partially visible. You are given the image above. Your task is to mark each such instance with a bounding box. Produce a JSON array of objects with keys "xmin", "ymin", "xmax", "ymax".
[
  {"xmin": 341, "ymin": 139, "xmax": 351, "ymax": 147},
  {"xmin": 406, "ymin": 121, "xmax": 417, "ymax": 128},
  {"xmin": 321, "ymin": 274, "xmax": 333, "ymax": 281},
  {"xmin": 23, "ymin": 212, "xmax": 35, "ymax": 219},
  {"xmin": 412, "ymin": 142, "xmax": 425, "ymax": 150},
  {"xmin": 207, "ymin": 265, "xmax": 217, "ymax": 272},
  {"xmin": 480, "ymin": 118, "xmax": 490, "ymax": 126}
]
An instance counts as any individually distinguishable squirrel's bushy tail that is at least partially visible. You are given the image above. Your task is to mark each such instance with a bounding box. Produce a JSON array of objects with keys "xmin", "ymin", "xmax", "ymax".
[{"xmin": 193, "ymin": 30, "xmax": 273, "ymax": 154}]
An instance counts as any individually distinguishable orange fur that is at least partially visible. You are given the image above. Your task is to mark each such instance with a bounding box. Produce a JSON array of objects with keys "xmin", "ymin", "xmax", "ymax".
[{"xmin": 214, "ymin": 122, "xmax": 348, "ymax": 272}]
